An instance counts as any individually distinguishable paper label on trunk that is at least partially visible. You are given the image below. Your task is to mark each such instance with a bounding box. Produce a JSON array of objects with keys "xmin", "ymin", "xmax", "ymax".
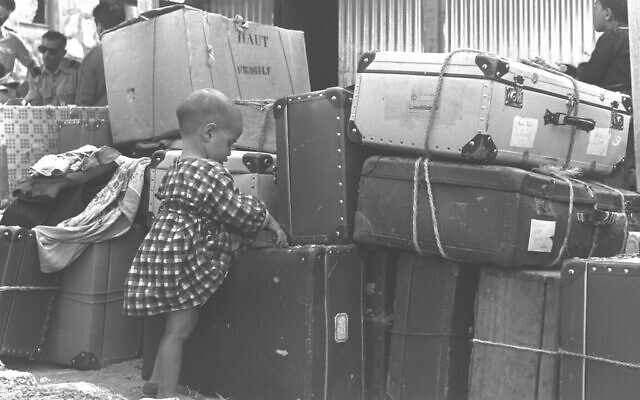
[
  {"xmin": 586, "ymin": 128, "xmax": 611, "ymax": 156},
  {"xmin": 528, "ymin": 219, "xmax": 556, "ymax": 252},
  {"xmin": 510, "ymin": 116, "xmax": 538, "ymax": 148},
  {"xmin": 407, "ymin": 91, "xmax": 434, "ymax": 115}
]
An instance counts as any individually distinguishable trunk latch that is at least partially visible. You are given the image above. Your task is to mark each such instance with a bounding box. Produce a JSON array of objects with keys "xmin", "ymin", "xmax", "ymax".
[
  {"xmin": 611, "ymin": 101, "xmax": 624, "ymax": 130},
  {"xmin": 505, "ymin": 75, "xmax": 524, "ymax": 108}
]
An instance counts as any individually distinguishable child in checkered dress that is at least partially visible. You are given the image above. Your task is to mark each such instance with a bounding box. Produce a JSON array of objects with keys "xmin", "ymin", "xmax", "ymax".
[{"xmin": 124, "ymin": 88, "xmax": 288, "ymax": 400}]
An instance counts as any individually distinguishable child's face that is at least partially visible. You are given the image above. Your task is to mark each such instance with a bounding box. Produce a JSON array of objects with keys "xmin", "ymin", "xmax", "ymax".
[{"xmin": 206, "ymin": 126, "xmax": 241, "ymax": 163}]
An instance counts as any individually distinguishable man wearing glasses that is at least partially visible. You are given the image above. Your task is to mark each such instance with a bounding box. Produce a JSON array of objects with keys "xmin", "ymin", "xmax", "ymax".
[{"xmin": 24, "ymin": 30, "xmax": 80, "ymax": 106}]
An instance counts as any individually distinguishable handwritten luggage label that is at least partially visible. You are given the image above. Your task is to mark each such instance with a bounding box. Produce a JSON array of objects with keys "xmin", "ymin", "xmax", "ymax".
[
  {"xmin": 528, "ymin": 219, "xmax": 556, "ymax": 252},
  {"xmin": 586, "ymin": 128, "xmax": 611, "ymax": 156},
  {"xmin": 510, "ymin": 116, "xmax": 538, "ymax": 148}
]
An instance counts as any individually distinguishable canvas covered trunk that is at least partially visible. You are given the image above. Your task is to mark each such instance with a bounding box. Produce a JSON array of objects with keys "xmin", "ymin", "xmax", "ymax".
[
  {"xmin": 349, "ymin": 51, "xmax": 632, "ymax": 178},
  {"xmin": 560, "ymin": 257, "xmax": 640, "ymax": 400},
  {"xmin": 354, "ymin": 156, "xmax": 639, "ymax": 268},
  {"xmin": 143, "ymin": 245, "xmax": 364, "ymax": 400},
  {"xmin": 42, "ymin": 225, "xmax": 146, "ymax": 369},
  {"xmin": 469, "ymin": 267, "xmax": 560, "ymax": 400},
  {"xmin": 102, "ymin": 5, "xmax": 309, "ymax": 145}
]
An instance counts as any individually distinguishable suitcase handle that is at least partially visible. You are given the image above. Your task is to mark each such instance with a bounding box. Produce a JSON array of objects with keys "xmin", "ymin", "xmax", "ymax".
[
  {"xmin": 543, "ymin": 110, "xmax": 596, "ymax": 132},
  {"xmin": 577, "ymin": 208, "xmax": 625, "ymax": 226}
]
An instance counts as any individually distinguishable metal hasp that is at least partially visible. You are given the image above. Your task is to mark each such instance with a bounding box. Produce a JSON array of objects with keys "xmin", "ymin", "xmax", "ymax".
[
  {"xmin": 543, "ymin": 110, "xmax": 596, "ymax": 132},
  {"xmin": 461, "ymin": 133, "xmax": 498, "ymax": 162},
  {"xmin": 610, "ymin": 101, "xmax": 624, "ymax": 130},
  {"xmin": 505, "ymin": 75, "xmax": 525, "ymax": 108},
  {"xmin": 242, "ymin": 153, "xmax": 274, "ymax": 173}
]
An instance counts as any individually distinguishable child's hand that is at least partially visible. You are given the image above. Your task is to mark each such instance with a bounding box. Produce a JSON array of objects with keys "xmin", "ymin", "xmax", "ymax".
[
  {"xmin": 272, "ymin": 225, "xmax": 288, "ymax": 248},
  {"xmin": 265, "ymin": 213, "xmax": 288, "ymax": 248}
]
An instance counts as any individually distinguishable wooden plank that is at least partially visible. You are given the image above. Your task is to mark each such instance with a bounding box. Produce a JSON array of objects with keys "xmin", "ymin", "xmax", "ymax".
[{"xmin": 629, "ymin": 1, "xmax": 640, "ymax": 187}]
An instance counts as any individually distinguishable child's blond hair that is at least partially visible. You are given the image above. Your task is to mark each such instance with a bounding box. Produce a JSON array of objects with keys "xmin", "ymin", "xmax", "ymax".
[{"xmin": 176, "ymin": 88, "xmax": 242, "ymax": 137}]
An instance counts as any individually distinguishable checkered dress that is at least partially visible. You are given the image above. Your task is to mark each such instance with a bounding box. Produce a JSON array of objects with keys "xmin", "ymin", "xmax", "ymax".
[{"xmin": 123, "ymin": 158, "xmax": 267, "ymax": 316}]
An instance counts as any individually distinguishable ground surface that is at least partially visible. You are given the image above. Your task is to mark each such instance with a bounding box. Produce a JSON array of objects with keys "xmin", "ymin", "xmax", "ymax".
[{"xmin": 0, "ymin": 357, "xmax": 219, "ymax": 400}]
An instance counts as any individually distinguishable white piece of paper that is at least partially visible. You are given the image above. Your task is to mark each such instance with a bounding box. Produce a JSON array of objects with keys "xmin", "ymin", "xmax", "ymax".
[
  {"xmin": 528, "ymin": 219, "xmax": 556, "ymax": 253},
  {"xmin": 510, "ymin": 116, "xmax": 539, "ymax": 148},
  {"xmin": 586, "ymin": 128, "xmax": 611, "ymax": 156}
]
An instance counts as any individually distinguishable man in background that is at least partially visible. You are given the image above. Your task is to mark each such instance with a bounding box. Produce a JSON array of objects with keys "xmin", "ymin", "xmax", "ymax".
[
  {"xmin": 24, "ymin": 30, "xmax": 79, "ymax": 105},
  {"xmin": 75, "ymin": 1, "xmax": 126, "ymax": 106}
]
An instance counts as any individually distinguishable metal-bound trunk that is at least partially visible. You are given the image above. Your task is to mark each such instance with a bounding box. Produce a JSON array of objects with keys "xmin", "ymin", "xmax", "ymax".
[
  {"xmin": 354, "ymin": 156, "xmax": 635, "ymax": 268},
  {"xmin": 349, "ymin": 51, "xmax": 632, "ymax": 178},
  {"xmin": 0, "ymin": 228, "xmax": 58, "ymax": 359},
  {"xmin": 560, "ymin": 257, "xmax": 640, "ymax": 399},
  {"xmin": 174, "ymin": 245, "xmax": 364, "ymax": 400},
  {"xmin": 275, "ymin": 87, "xmax": 365, "ymax": 244}
]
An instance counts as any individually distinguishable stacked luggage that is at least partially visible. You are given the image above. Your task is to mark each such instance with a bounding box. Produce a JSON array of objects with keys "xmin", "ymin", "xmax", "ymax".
[
  {"xmin": 137, "ymin": 42, "xmax": 640, "ymax": 399},
  {"xmin": 346, "ymin": 50, "xmax": 639, "ymax": 400}
]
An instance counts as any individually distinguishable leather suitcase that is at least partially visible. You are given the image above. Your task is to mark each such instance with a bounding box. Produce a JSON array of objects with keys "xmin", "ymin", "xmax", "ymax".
[
  {"xmin": 387, "ymin": 253, "xmax": 478, "ymax": 400},
  {"xmin": 146, "ymin": 149, "xmax": 277, "ymax": 225},
  {"xmin": 42, "ymin": 225, "xmax": 146, "ymax": 369},
  {"xmin": 275, "ymin": 87, "xmax": 365, "ymax": 244},
  {"xmin": 57, "ymin": 119, "xmax": 113, "ymax": 153},
  {"xmin": 0, "ymin": 227, "xmax": 58, "ymax": 359},
  {"xmin": 560, "ymin": 257, "xmax": 640, "ymax": 400},
  {"xmin": 349, "ymin": 51, "xmax": 632, "ymax": 178},
  {"xmin": 362, "ymin": 248, "xmax": 399, "ymax": 400},
  {"xmin": 144, "ymin": 245, "xmax": 364, "ymax": 400},
  {"xmin": 354, "ymin": 156, "xmax": 639, "ymax": 268},
  {"xmin": 469, "ymin": 267, "xmax": 560, "ymax": 400}
]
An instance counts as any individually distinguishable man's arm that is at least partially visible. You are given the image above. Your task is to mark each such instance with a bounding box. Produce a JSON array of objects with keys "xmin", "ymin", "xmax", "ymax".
[
  {"xmin": 23, "ymin": 72, "xmax": 43, "ymax": 105},
  {"xmin": 579, "ymin": 31, "xmax": 614, "ymax": 86},
  {"xmin": 75, "ymin": 47, "xmax": 99, "ymax": 106}
]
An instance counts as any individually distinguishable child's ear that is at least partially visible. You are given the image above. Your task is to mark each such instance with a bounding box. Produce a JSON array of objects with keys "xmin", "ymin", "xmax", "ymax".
[{"xmin": 202, "ymin": 122, "xmax": 217, "ymax": 140}]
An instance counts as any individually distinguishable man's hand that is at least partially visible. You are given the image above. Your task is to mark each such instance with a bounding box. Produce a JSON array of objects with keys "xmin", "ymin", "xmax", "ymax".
[{"xmin": 28, "ymin": 63, "xmax": 41, "ymax": 78}]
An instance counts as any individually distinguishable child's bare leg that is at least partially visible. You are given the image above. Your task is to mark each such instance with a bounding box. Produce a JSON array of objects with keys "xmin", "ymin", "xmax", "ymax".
[
  {"xmin": 148, "ymin": 316, "xmax": 166, "ymax": 386},
  {"xmin": 154, "ymin": 307, "xmax": 199, "ymax": 398}
]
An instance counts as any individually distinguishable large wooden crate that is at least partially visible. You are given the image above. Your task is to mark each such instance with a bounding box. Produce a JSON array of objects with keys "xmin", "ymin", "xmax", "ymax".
[{"xmin": 469, "ymin": 267, "xmax": 560, "ymax": 400}]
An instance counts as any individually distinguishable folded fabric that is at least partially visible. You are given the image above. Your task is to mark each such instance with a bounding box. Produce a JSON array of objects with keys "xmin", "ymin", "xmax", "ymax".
[
  {"xmin": 1, "ymin": 168, "xmax": 115, "ymax": 228},
  {"xmin": 13, "ymin": 163, "xmax": 117, "ymax": 200},
  {"xmin": 33, "ymin": 156, "xmax": 150, "ymax": 273}
]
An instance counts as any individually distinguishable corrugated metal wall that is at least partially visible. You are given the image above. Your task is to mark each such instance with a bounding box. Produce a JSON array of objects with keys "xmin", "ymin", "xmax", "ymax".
[
  {"xmin": 208, "ymin": 0, "xmax": 274, "ymax": 25},
  {"xmin": 445, "ymin": 0, "xmax": 596, "ymax": 66},
  {"xmin": 338, "ymin": 0, "xmax": 430, "ymax": 87}
]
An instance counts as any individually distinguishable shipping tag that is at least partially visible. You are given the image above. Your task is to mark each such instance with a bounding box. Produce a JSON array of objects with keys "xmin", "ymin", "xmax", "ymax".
[
  {"xmin": 527, "ymin": 219, "xmax": 556, "ymax": 252},
  {"xmin": 509, "ymin": 116, "xmax": 538, "ymax": 148},
  {"xmin": 586, "ymin": 128, "xmax": 611, "ymax": 156}
]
